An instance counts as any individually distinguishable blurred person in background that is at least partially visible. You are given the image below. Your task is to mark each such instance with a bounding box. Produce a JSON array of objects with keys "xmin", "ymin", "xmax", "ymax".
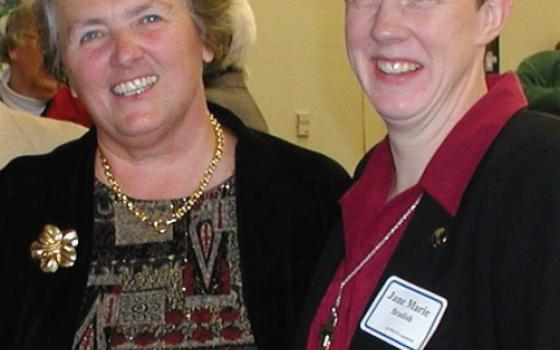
[
  {"xmin": 0, "ymin": 0, "xmax": 91, "ymax": 127},
  {"xmin": 517, "ymin": 43, "xmax": 560, "ymax": 115},
  {"xmin": 0, "ymin": 0, "xmax": 350, "ymax": 349},
  {"xmin": 203, "ymin": 0, "xmax": 268, "ymax": 133}
]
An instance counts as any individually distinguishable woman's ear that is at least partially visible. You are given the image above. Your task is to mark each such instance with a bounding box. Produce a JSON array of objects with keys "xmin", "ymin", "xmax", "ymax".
[
  {"xmin": 202, "ymin": 45, "xmax": 215, "ymax": 64},
  {"xmin": 477, "ymin": 0, "xmax": 513, "ymax": 46}
]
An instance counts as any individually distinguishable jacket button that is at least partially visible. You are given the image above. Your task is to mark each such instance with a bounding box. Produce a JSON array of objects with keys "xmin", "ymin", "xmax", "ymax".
[{"xmin": 432, "ymin": 227, "xmax": 448, "ymax": 248}]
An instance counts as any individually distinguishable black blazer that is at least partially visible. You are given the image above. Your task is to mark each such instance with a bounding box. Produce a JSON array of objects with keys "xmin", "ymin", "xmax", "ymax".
[
  {"xmin": 0, "ymin": 103, "xmax": 351, "ymax": 350},
  {"xmin": 296, "ymin": 110, "xmax": 560, "ymax": 349}
]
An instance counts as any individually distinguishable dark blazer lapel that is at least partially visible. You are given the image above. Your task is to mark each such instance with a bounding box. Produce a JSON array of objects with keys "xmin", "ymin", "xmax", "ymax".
[
  {"xmin": 233, "ymin": 124, "xmax": 306, "ymax": 345},
  {"xmin": 349, "ymin": 194, "xmax": 457, "ymax": 348},
  {"xmin": 212, "ymin": 103, "xmax": 301, "ymax": 296},
  {"xmin": 214, "ymin": 102, "xmax": 325, "ymax": 347},
  {"xmin": 380, "ymin": 194, "xmax": 456, "ymax": 294},
  {"xmin": 294, "ymin": 222, "xmax": 345, "ymax": 348},
  {"xmin": 47, "ymin": 129, "xmax": 97, "ymax": 339}
]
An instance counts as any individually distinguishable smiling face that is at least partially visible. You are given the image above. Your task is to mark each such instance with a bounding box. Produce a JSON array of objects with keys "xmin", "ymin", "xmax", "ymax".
[
  {"xmin": 346, "ymin": 0, "xmax": 493, "ymax": 125},
  {"xmin": 56, "ymin": 0, "xmax": 213, "ymax": 142}
]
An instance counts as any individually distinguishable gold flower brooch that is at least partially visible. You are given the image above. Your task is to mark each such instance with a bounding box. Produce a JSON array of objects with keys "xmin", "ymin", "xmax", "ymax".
[{"xmin": 30, "ymin": 225, "xmax": 79, "ymax": 273}]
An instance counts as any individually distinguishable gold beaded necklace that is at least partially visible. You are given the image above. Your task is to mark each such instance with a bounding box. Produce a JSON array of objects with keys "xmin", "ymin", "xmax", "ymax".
[{"xmin": 99, "ymin": 113, "xmax": 225, "ymax": 234}]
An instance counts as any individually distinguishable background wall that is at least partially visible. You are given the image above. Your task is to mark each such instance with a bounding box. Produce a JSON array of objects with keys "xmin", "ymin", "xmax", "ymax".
[
  {"xmin": 247, "ymin": 0, "xmax": 560, "ymax": 172},
  {"xmin": 247, "ymin": 1, "xmax": 367, "ymax": 171},
  {"xmin": 501, "ymin": 0, "xmax": 560, "ymax": 72}
]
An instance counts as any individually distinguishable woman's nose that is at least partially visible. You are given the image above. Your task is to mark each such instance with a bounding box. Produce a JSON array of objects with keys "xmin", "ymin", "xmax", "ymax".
[
  {"xmin": 111, "ymin": 30, "xmax": 144, "ymax": 67},
  {"xmin": 370, "ymin": 0, "xmax": 408, "ymax": 44}
]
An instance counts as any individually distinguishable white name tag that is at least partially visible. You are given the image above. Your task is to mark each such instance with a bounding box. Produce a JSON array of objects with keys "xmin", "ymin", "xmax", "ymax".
[{"xmin": 359, "ymin": 276, "xmax": 448, "ymax": 350}]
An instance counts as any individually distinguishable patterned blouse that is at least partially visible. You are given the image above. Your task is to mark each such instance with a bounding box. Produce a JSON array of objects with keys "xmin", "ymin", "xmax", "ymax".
[{"xmin": 74, "ymin": 176, "xmax": 257, "ymax": 350}]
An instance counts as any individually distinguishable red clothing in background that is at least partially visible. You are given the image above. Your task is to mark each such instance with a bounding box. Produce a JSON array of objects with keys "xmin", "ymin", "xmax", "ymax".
[{"xmin": 45, "ymin": 85, "xmax": 92, "ymax": 128}]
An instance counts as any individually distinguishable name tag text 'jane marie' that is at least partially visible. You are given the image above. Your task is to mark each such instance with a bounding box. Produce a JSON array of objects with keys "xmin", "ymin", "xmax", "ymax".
[{"xmin": 386, "ymin": 290, "xmax": 432, "ymax": 323}]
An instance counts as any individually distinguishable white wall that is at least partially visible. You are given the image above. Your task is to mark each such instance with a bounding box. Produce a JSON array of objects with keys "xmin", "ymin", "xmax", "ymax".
[{"xmin": 247, "ymin": 1, "xmax": 367, "ymax": 172}]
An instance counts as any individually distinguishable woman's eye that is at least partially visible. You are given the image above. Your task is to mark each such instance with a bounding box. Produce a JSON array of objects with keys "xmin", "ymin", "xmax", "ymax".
[
  {"xmin": 80, "ymin": 30, "xmax": 101, "ymax": 44},
  {"xmin": 141, "ymin": 14, "xmax": 162, "ymax": 24}
]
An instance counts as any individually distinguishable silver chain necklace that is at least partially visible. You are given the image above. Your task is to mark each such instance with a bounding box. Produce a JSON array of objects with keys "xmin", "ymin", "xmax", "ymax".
[{"xmin": 319, "ymin": 193, "xmax": 423, "ymax": 349}]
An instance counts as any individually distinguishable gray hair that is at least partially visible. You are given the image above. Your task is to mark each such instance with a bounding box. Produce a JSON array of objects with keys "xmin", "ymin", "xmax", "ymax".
[
  {"xmin": 35, "ymin": 0, "xmax": 255, "ymax": 80},
  {"xmin": 34, "ymin": 0, "xmax": 66, "ymax": 80}
]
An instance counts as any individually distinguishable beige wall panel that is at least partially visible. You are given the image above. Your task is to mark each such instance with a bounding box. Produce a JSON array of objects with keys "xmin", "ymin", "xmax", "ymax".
[
  {"xmin": 501, "ymin": 0, "xmax": 560, "ymax": 72},
  {"xmin": 246, "ymin": 1, "xmax": 370, "ymax": 171},
  {"xmin": 363, "ymin": 98, "xmax": 387, "ymax": 152}
]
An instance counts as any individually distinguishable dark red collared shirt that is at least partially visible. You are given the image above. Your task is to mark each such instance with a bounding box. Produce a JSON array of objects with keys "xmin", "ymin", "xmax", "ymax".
[{"xmin": 307, "ymin": 73, "xmax": 528, "ymax": 349}]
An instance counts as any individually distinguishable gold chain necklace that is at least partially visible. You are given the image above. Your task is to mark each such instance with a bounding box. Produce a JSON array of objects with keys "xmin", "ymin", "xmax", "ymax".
[
  {"xmin": 319, "ymin": 194, "xmax": 423, "ymax": 349},
  {"xmin": 99, "ymin": 113, "xmax": 225, "ymax": 234}
]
